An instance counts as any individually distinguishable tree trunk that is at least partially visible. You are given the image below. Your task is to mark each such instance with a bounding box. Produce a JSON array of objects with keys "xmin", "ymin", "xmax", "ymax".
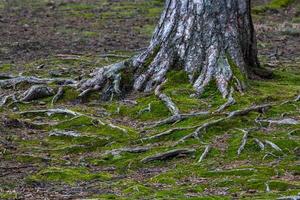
[{"xmin": 79, "ymin": 0, "xmax": 261, "ymax": 99}]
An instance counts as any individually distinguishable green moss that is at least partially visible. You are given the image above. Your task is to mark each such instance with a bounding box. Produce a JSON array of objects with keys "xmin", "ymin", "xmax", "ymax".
[
  {"xmin": 0, "ymin": 63, "xmax": 14, "ymax": 73},
  {"xmin": 253, "ymin": 0, "xmax": 295, "ymax": 14},
  {"xmin": 0, "ymin": 192, "xmax": 17, "ymax": 200},
  {"xmin": 28, "ymin": 167, "xmax": 112, "ymax": 184},
  {"xmin": 269, "ymin": 181, "xmax": 299, "ymax": 191}
]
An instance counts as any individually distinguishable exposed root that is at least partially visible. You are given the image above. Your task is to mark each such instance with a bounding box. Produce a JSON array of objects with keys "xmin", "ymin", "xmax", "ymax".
[
  {"xmin": 51, "ymin": 87, "xmax": 64, "ymax": 106},
  {"xmin": 237, "ymin": 129, "xmax": 249, "ymax": 156},
  {"xmin": 257, "ymin": 118, "xmax": 299, "ymax": 126},
  {"xmin": 155, "ymin": 80, "xmax": 179, "ymax": 116},
  {"xmin": 263, "ymin": 152, "xmax": 280, "ymax": 160},
  {"xmin": 18, "ymin": 108, "xmax": 127, "ymax": 133},
  {"xmin": 98, "ymin": 54, "xmax": 131, "ymax": 59},
  {"xmin": 138, "ymin": 103, "xmax": 151, "ymax": 115},
  {"xmin": 0, "ymin": 75, "xmax": 76, "ymax": 89},
  {"xmin": 0, "ymin": 94, "xmax": 16, "ymax": 107},
  {"xmin": 288, "ymin": 129, "xmax": 300, "ymax": 137},
  {"xmin": 19, "ymin": 108, "xmax": 80, "ymax": 117},
  {"xmin": 176, "ymin": 118, "xmax": 225, "ymax": 145},
  {"xmin": 265, "ymin": 140, "xmax": 282, "ymax": 152},
  {"xmin": 147, "ymin": 111, "xmax": 210, "ymax": 128},
  {"xmin": 295, "ymin": 94, "xmax": 300, "ymax": 102},
  {"xmin": 227, "ymin": 104, "xmax": 272, "ymax": 118},
  {"xmin": 147, "ymin": 87, "xmax": 236, "ymax": 128},
  {"xmin": 265, "ymin": 182, "xmax": 270, "ymax": 193},
  {"xmin": 198, "ymin": 145, "xmax": 211, "ymax": 163},
  {"xmin": 49, "ymin": 130, "xmax": 81, "ymax": 137},
  {"xmin": 103, "ymin": 146, "xmax": 151, "ymax": 157},
  {"xmin": 176, "ymin": 104, "xmax": 274, "ymax": 145},
  {"xmin": 141, "ymin": 148, "xmax": 195, "ymax": 163},
  {"xmin": 142, "ymin": 125, "xmax": 199, "ymax": 141},
  {"xmin": 21, "ymin": 85, "xmax": 54, "ymax": 102},
  {"xmin": 277, "ymin": 194, "xmax": 300, "ymax": 200},
  {"xmin": 254, "ymin": 138, "xmax": 265, "ymax": 150},
  {"xmin": 78, "ymin": 61, "xmax": 129, "ymax": 100},
  {"xmin": 215, "ymin": 87, "xmax": 236, "ymax": 113}
]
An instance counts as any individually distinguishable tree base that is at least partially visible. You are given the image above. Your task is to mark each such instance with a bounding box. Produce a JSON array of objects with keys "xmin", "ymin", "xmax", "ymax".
[{"xmin": 79, "ymin": 0, "xmax": 260, "ymax": 100}]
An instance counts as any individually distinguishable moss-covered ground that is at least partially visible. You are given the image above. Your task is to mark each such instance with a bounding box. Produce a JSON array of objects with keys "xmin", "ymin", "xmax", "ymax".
[{"xmin": 0, "ymin": 0, "xmax": 299, "ymax": 199}]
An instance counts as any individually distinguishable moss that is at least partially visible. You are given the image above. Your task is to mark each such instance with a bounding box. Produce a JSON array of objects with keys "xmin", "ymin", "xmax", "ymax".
[
  {"xmin": 28, "ymin": 167, "xmax": 112, "ymax": 184},
  {"xmin": 269, "ymin": 181, "xmax": 299, "ymax": 191},
  {"xmin": 0, "ymin": 192, "xmax": 18, "ymax": 200},
  {"xmin": 226, "ymin": 54, "xmax": 247, "ymax": 85},
  {"xmin": 253, "ymin": 0, "xmax": 295, "ymax": 14}
]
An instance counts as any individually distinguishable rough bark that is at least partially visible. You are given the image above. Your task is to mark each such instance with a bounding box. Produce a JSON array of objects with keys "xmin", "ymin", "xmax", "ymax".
[{"xmin": 79, "ymin": 0, "xmax": 261, "ymax": 99}]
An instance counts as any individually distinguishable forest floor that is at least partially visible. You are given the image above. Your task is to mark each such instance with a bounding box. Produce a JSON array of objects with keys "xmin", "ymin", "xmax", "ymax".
[{"xmin": 0, "ymin": 0, "xmax": 300, "ymax": 199}]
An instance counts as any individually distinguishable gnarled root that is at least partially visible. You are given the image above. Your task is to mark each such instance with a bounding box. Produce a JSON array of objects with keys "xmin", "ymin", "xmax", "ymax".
[
  {"xmin": 21, "ymin": 85, "xmax": 54, "ymax": 102},
  {"xmin": 78, "ymin": 61, "xmax": 130, "ymax": 100}
]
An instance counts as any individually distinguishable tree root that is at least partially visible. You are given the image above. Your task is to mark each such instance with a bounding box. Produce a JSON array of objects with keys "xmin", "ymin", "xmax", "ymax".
[
  {"xmin": 254, "ymin": 138, "xmax": 265, "ymax": 150},
  {"xmin": 0, "ymin": 94, "xmax": 16, "ymax": 107},
  {"xmin": 147, "ymin": 111, "xmax": 210, "ymax": 128},
  {"xmin": 256, "ymin": 118, "xmax": 299, "ymax": 126},
  {"xmin": 78, "ymin": 61, "xmax": 128, "ymax": 100},
  {"xmin": 19, "ymin": 108, "xmax": 127, "ymax": 133},
  {"xmin": 176, "ymin": 104, "xmax": 273, "ymax": 145},
  {"xmin": 265, "ymin": 140, "xmax": 282, "ymax": 152},
  {"xmin": 198, "ymin": 145, "xmax": 211, "ymax": 163},
  {"xmin": 103, "ymin": 146, "xmax": 151, "ymax": 157},
  {"xmin": 214, "ymin": 87, "xmax": 236, "ymax": 113},
  {"xmin": 227, "ymin": 104, "xmax": 272, "ymax": 118},
  {"xmin": 237, "ymin": 129, "xmax": 249, "ymax": 156},
  {"xmin": 176, "ymin": 118, "xmax": 225, "ymax": 145},
  {"xmin": 147, "ymin": 93, "xmax": 269, "ymax": 129},
  {"xmin": 0, "ymin": 75, "xmax": 76, "ymax": 89},
  {"xmin": 138, "ymin": 103, "xmax": 151, "ymax": 115},
  {"xmin": 51, "ymin": 87, "xmax": 64, "ymax": 106},
  {"xmin": 142, "ymin": 103, "xmax": 274, "ymax": 144},
  {"xmin": 141, "ymin": 148, "xmax": 195, "ymax": 163},
  {"xmin": 155, "ymin": 80, "xmax": 179, "ymax": 116},
  {"xmin": 277, "ymin": 194, "xmax": 300, "ymax": 200},
  {"xmin": 49, "ymin": 130, "xmax": 81, "ymax": 137},
  {"xmin": 21, "ymin": 85, "xmax": 54, "ymax": 102}
]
